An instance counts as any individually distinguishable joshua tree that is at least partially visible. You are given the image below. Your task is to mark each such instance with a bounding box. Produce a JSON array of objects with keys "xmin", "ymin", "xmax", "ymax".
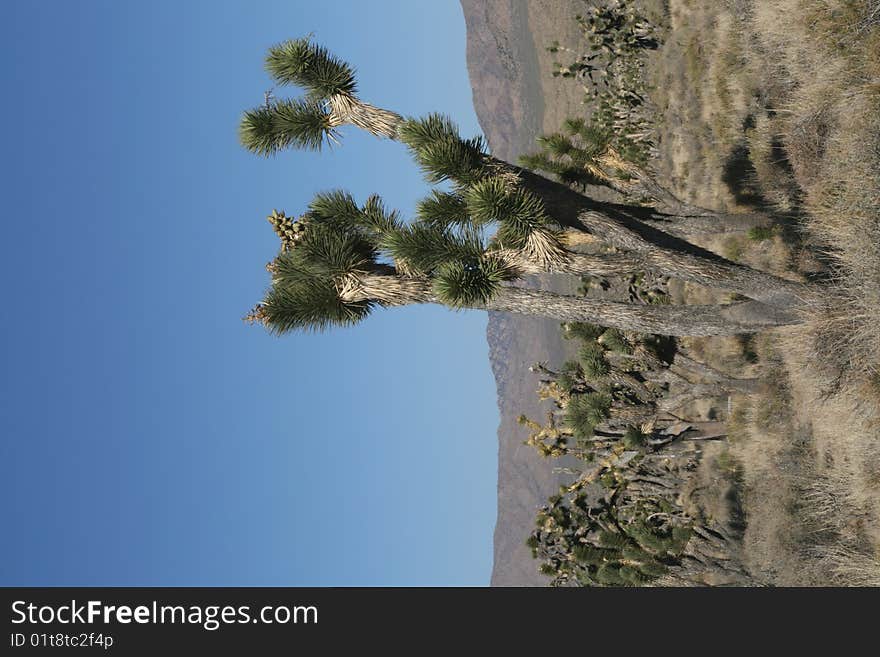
[
  {"xmin": 239, "ymin": 36, "xmax": 822, "ymax": 337},
  {"xmin": 519, "ymin": 320, "xmax": 761, "ymax": 586},
  {"xmin": 529, "ymin": 469, "xmax": 753, "ymax": 586},
  {"xmin": 245, "ymin": 188, "xmax": 801, "ymax": 337},
  {"xmin": 522, "ymin": 322, "xmax": 752, "ymax": 457}
]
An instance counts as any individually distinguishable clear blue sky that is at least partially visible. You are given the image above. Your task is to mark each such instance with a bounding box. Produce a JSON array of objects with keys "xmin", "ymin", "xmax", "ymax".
[{"xmin": 0, "ymin": 0, "xmax": 499, "ymax": 586}]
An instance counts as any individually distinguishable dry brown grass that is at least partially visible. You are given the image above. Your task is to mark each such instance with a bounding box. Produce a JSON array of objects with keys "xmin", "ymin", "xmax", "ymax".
[
  {"xmin": 648, "ymin": 0, "xmax": 880, "ymax": 585},
  {"xmin": 746, "ymin": 0, "xmax": 880, "ymax": 377}
]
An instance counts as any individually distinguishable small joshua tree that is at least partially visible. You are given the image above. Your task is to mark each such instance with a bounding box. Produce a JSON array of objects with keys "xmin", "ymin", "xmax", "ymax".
[{"xmin": 522, "ymin": 322, "xmax": 761, "ymax": 585}]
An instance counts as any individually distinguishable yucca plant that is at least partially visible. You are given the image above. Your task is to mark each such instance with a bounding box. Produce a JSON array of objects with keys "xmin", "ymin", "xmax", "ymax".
[
  {"xmin": 239, "ymin": 36, "xmax": 403, "ymax": 154},
  {"xmin": 240, "ymin": 37, "xmax": 821, "ymax": 340},
  {"xmin": 249, "ymin": 190, "xmax": 802, "ymax": 336},
  {"xmin": 242, "ymin": 43, "xmax": 793, "ymax": 302}
]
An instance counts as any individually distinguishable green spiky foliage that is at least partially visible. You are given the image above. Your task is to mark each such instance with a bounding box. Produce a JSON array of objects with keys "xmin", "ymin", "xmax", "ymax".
[
  {"xmin": 265, "ymin": 37, "xmax": 357, "ymax": 98},
  {"xmin": 360, "ymin": 194, "xmax": 402, "ymax": 237},
  {"xmin": 433, "ymin": 255, "xmax": 519, "ymax": 308},
  {"xmin": 416, "ymin": 190, "xmax": 471, "ymax": 229},
  {"xmin": 397, "ymin": 114, "xmax": 487, "ymax": 185},
  {"xmin": 578, "ymin": 342, "xmax": 610, "ymax": 379},
  {"xmin": 239, "ymin": 106, "xmax": 279, "ymax": 156},
  {"xmin": 625, "ymin": 519, "xmax": 692, "ymax": 558},
  {"xmin": 260, "ymin": 273, "xmax": 373, "ymax": 334},
  {"xmin": 595, "ymin": 563, "xmax": 627, "ymax": 586},
  {"xmin": 465, "ymin": 176, "xmax": 559, "ymax": 248},
  {"xmin": 275, "ymin": 221, "xmax": 377, "ymax": 278},
  {"xmin": 260, "ymin": 234, "xmax": 376, "ymax": 335},
  {"xmin": 528, "ymin": 485, "xmax": 686, "ymax": 587},
  {"xmin": 239, "ymin": 98, "xmax": 332, "ymax": 154},
  {"xmin": 562, "ymin": 321, "xmax": 604, "ymax": 342},
  {"xmin": 747, "ymin": 225, "xmax": 775, "ymax": 241},
  {"xmin": 600, "ymin": 328, "xmax": 633, "ymax": 354},
  {"xmin": 306, "ymin": 190, "xmax": 402, "ymax": 246},
  {"xmin": 396, "ymin": 113, "xmax": 463, "ymax": 150},
  {"xmin": 572, "ymin": 544, "xmax": 611, "ymax": 565},
  {"xmin": 255, "ymin": 207, "xmax": 385, "ymax": 334},
  {"xmin": 557, "ymin": 361, "xmax": 584, "ymax": 393},
  {"xmin": 308, "ymin": 189, "xmax": 362, "ymax": 225},
  {"xmin": 379, "ymin": 223, "xmax": 484, "ymax": 275},
  {"xmin": 536, "ymin": 133, "xmax": 575, "ymax": 157},
  {"xmin": 598, "ymin": 530, "xmax": 630, "ymax": 550},
  {"xmin": 517, "ymin": 152, "xmax": 578, "ymax": 183},
  {"xmin": 562, "ymin": 117, "xmax": 587, "ymax": 135},
  {"xmin": 622, "ymin": 425, "xmax": 648, "ymax": 450},
  {"xmin": 565, "ymin": 392, "xmax": 612, "ymax": 438},
  {"xmin": 518, "ymin": 120, "xmax": 614, "ymax": 190}
]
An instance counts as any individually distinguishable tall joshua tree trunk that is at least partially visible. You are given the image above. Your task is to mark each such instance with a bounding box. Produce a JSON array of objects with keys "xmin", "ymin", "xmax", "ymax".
[
  {"xmin": 515, "ymin": 170, "xmax": 815, "ymax": 311},
  {"xmin": 342, "ymin": 274, "xmax": 799, "ymax": 337},
  {"xmin": 484, "ymin": 287, "xmax": 798, "ymax": 336}
]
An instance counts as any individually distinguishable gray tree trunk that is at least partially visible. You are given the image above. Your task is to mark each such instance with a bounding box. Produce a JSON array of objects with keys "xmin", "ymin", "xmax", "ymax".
[
  {"xmin": 350, "ymin": 273, "xmax": 800, "ymax": 336},
  {"xmin": 516, "ymin": 168, "xmax": 815, "ymax": 310},
  {"xmin": 482, "ymin": 286, "xmax": 798, "ymax": 336}
]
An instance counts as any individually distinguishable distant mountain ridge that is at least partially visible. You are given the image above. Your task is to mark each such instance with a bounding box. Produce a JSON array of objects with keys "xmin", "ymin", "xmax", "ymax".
[{"xmin": 460, "ymin": 0, "xmax": 544, "ymax": 163}]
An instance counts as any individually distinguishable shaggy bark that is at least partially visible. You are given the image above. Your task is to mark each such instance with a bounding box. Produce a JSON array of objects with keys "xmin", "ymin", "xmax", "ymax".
[
  {"xmin": 345, "ymin": 274, "xmax": 800, "ymax": 336},
  {"xmin": 485, "ymin": 287, "xmax": 799, "ymax": 336},
  {"xmin": 640, "ymin": 213, "xmax": 777, "ymax": 240},
  {"xmin": 575, "ymin": 210, "xmax": 811, "ymax": 309},
  {"xmin": 670, "ymin": 353, "xmax": 764, "ymax": 394},
  {"xmin": 327, "ymin": 94, "xmax": 403, "ymax": 139},
  {"xmin": 508, "ymin": 168, "xmax": 815, "ymax": 311}
]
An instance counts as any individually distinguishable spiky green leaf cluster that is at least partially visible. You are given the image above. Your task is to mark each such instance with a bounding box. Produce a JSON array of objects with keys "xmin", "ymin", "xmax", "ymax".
[
  {"xmin": 265, "ymin": 37, "xmax": 357, "ymax": 98},
  {"xmin": 579, "ymin": 342, "xmax": 610, "ymax": 379},
  {"xmin": 599, "ymin": 328, "xmax": 632, "ymax": 354},
  {"xmin": 562, "ymin": 321, "xmax": 604, "ymax": 342},
  {"xmin": 260, "ymin": 276, "xmax": 372, "ymax": 334},
  {"xmin": 433, "ymin": 255, "xmax": 519, "ymax": 308},
  {"xmin": 276, "ymin": 222, "xmax": 376, "ymax": 278},
  {"xmin": 239, "ymin": 98, "xmax": 331, "ymax": 154},
  {"xmin": 518, "ymin": 115, "xmax": 619, "ymax": 188},
  {"xmin": 361, "ymin": 194, "xmax": 402, "ymax": 236},
  {"xmin": 557, "ymin": 361, "xmax": 584, "ymax": 393},
  {"xmin": 518, "ymin": 152, "xmax": 605, "ymax": 189},
  {"xmin": 622, "ymin": 425, "xmax": 648, "ymax": 449},
  {"xmin": 561, "ymin": 118, "xmax": 614, "ymax": 159},
  {"xmin": 413, "ymin": 138, "xmax": 487, "ymax": 185},
  {"xmin": 416, "ymin": 190, "xmax": 471, "ymax": 229},
  {"xmin": 536, "ymin": 133, "xmax": 575, "ymax": 157},
  {"xmin": 257, "ymin": 212, "xmax": 383, "ymax": 334},
  {"xmin": 307, "ymin": 190, "xmax": 402, "ymax": 244},
  {"xmin": 465, "ymin": 176, "xmax": 556, "ymax": 247},
  {"xmin": 397, "ymin": 115, "xmax": 487, "ymax": 185},
  {"xmin": 380, "ymin": 224, "xmax": 483, "ymax": 275},
  {"xmin": 565, "ymin": 392, "xmax": 612, "ymax": 438},
  {"xmin": 396, "ymin": 113, "xmax": 462, "ymax": 149},
  {"xmin": 308, "ymin": 189, "xmax": 361, "ymax": 224}
]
